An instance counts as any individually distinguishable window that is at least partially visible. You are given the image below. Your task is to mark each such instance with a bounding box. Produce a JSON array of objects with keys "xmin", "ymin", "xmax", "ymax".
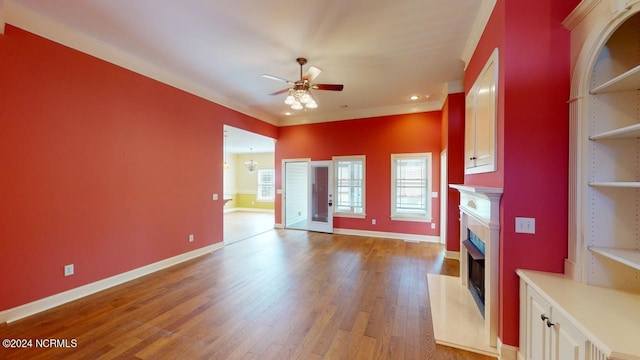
[
  {"xmin": 257, "ymin": 169, "xmax": 275, "ymax": 201},
  {"xmin": 333, "ymin": 156, "xmax": 365, "ymax": 217},
  {"xmin": 391, "ymin": 153, "xmax": 432, "ymax": 221}
]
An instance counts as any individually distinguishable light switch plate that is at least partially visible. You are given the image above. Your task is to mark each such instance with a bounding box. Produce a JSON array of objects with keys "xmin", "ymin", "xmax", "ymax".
[
  {"xmin": 64, "ymin": 264, "xmax": 74, "ymax": 276},
  {"xmin": 515, "ymin": 217, "xmax": 535, "ymax": 234}
]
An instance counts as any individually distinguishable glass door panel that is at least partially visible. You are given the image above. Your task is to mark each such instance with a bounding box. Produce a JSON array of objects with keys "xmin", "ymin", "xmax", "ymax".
[{"xmin": 308, "ymin": 161, "xmax": 333, "ymax": 233}]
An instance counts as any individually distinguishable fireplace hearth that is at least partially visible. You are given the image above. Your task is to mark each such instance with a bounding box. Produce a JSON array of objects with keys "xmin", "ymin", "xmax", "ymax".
[{"xmin": 449, "ymin": 184, "xmax": 502, "ymax": 348}]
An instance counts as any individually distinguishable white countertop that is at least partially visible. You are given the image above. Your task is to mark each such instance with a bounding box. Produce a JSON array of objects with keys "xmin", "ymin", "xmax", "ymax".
[{"xmin": 517, "ymin": 269, "xmax": 640, "ymax": 360}]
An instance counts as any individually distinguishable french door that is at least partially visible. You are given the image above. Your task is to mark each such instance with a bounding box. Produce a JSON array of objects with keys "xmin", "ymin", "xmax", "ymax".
[{"xmin": 307, "ymin": 161, "xmax": 333, "ymax": 233}]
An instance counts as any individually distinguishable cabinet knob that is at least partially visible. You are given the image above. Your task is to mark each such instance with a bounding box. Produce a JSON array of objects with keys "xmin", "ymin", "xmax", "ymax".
[
  {"xmin": 546, "ymin": 320, "xmax": 555, "ymax": 328},
  {"xmin": 470, "ymin": 156, "xmax": 477, "ymax": 160},
  {"xmin": 540, "ymin": 314, "xmax": 549, "ymax": 321}
]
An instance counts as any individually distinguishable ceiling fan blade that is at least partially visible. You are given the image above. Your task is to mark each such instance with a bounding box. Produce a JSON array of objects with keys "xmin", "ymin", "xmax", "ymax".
[
  {"xmin": 269, "ymin": 88, "xmax": 290, "ymax": 96},
  {"xmin": 262, "ymin": 74, "xmax": 293, "ymax": 84},
  {"xmin": 303, "ymin": 66, "xmax": 322, "ymax": 81},
  {"xmin": 312, "ymin": 84, "xmax": 344, "ymax": 91}
]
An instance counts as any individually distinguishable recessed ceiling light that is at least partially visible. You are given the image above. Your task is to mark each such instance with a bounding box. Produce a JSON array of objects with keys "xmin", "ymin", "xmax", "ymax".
[
  {"xmin": 425, "ymin": 94, "xmax": 432, "ymax": 99},
  {"xmin": 410, "ymin": 95, "xmax": 420, "ymax": 100},
  {"xmin": 285, "ymin": 112, "xmax": 291, "ymax": 116}
]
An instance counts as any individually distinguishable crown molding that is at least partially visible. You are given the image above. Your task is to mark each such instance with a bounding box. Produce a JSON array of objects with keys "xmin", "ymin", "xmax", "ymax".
[
  {"xmin": 3, "ymin": 1, "xmax": 279, "ymax": 126},
  {"xmin": 461, "ymin": 0, "xmax": 497, "ymax": 70},
  {"xmin": 563, "ymin": 0, "xmax": 603, "ymax": 30},
  {"xmin": 445, "ymin": 80, "xmax": 464, "ymax": 94},
  {"xmin": 0, "ymin": 1, "xmax": 5, "ymax": 34},
  {"xmin": 277, "ymin": 99, "xmax": 444, "ymax": 127}
]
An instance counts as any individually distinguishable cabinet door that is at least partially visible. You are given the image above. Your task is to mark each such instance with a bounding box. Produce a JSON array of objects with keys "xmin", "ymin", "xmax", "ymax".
[
  {"xmin": 465, "ymin": 89, "xmax": 477, "ymax": 170},
  {"xmin": 473, "ymin": 60, "xmax": 496, "ymax": 168},
  {"xmin": 550, "ymin": 310, "xmax": 586, "ymax": 360},
  {"xmin": 464, "ymin": 48, "xmax": 497, "ymax": 175},
  {"xmin": 527, "ymin": 287, "xmax": 552, "ymax": 360}
]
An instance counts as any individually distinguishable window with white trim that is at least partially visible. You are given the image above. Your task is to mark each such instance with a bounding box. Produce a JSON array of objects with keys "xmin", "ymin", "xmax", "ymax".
[
  {"xmin": 333, "ymin": 156, "xmax": 365, "ymax": 217},
  {"xmin": 391, "ymin": 153, "xmax": 432, "ymax": 221},
  {"xmin": 257, "ymin": 169, "xmax": 275, "ymax": 201}
]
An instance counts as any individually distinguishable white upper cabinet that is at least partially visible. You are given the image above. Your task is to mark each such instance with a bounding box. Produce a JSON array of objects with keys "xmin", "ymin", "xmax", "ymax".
[{"xmin": 465, "ymin": 48, "xmax": 498, "ymax": 175}]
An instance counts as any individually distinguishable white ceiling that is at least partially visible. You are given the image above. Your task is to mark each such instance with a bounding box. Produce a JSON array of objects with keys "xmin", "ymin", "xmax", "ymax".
[
  {"xmin": 224, "ymin": 125, "xmax": 275, "ymax": 154},
  {"xmin": 2, "ymin": 0, "xmax": 486, "ymax": 127}
]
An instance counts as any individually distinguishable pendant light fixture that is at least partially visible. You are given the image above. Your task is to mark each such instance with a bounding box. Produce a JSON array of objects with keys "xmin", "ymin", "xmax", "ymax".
[{"xmin": 244, "ymin": 148, "xmax": 258, "ymax": 174}]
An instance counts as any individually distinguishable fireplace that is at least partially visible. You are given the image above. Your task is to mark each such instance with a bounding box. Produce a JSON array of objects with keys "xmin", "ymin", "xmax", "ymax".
[
  {"xmin": 463, "ymin": 229, "xmax": 485, "ymax": 317},
  {"xmin": 449, "ymin": 184, "xmax": 502, "ymax": 348}
]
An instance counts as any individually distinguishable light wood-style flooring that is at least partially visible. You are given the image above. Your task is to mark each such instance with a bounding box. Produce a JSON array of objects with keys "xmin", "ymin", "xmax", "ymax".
[
  {"xmin": 223, "ymin": 211, "xmax": 274, "ymax": 245},
  {"xmin": 1, "ymin": 230, "xmax": 495, "ymax": 359}
]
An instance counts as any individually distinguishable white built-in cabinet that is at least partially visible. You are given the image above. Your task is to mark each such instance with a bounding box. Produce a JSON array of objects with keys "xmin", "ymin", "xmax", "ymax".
[
  {"xmin": 519, "ymin": 273, "xmax": 589, "ymax": 360},
  {"xmin": 518, "ymin": 2, "xmax": 640, "ymax": 360},
  {"xmin": 520, "ymin": 282, "xmax": 587, "ymax": 360},
  {"xmin": 465, "ymin": 48, "xmax": 498, "ymax": 174},
  {"xmin": 517, "ymin": 270, "xmax": 636, "ymax": 360}
]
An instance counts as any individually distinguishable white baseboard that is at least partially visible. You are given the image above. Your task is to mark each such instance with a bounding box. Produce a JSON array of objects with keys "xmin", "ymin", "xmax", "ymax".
[
  {"xmin": 274, "ymin": 223, "xmax": 284, "ymax": 229},
  {"xmin": 446, "ymin": 251, "xmax": 460, "ymax": 260},
  {"xmin": 0, "ymin": 242, "xmax": 224, "ymax": 324},
  {"xmin": 498, "ymin": 337, "xmax": 518, "ymax": 360},
  {"xmin": 334, "ymin": 228, "xmax": 440, "ymax": 243}
]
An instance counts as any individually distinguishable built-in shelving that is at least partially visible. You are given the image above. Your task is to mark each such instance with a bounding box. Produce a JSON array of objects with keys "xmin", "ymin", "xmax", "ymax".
[
  {"xmin": 589, "ymin": 123, "xmax": 640, "ymax": 140},
  {"xmin": 588, "ymin": 181, "xmax": 640, "ymax": 188},
  {"xmin": 590, "ymin": 64, "xmax": 640, "ymax": 94},
  {"xmin": 589, "ymin": 247, "xmax": 640, "ymax": 272},
  {"xmin": 583, "ymin": 11, "xmax": 640, "ymax": 292}
]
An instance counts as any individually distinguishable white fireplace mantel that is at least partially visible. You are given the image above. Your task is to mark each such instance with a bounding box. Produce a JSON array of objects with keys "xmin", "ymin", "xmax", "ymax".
[
  {"xmin": 449, "ymin": 184, "xmax": 503, "ymax": 348},
  {"xmin": 449, "ymin": 184, "xmax": 502, "ymax": 229}
]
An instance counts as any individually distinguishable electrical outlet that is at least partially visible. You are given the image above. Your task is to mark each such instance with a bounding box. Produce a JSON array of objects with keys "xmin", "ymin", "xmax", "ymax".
[
  {"xmin": 212, "ymin": 194, "xmax": 219, "ymax": 200},
  {"xmin": 430, "ymin": 223, "xmax": 436, "ymax": 229},
  {"xmin": 64, "ymin": 264, "xmax": 74, "ymax": 277},
  {"xmin": 372, "ymin": 219, "xmax": 376, "ymax": 225},
  {"xmin": 188, "ymin": 234, "xmax": 194, "ymax": 242},
  {"xmin": 515, "ymin": 217, "xmax": 536, "ymax": 234}
]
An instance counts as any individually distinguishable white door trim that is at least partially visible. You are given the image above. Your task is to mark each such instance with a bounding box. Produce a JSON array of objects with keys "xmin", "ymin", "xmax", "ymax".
[{"xmin": 307, "ymin": 160, "xmax": 334, "ymax": 233}]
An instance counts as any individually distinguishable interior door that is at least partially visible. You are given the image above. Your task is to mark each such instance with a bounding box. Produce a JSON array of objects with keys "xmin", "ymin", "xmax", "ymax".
[
  {"xmin": 284, "ymin": 160, "xmax": 309, "ymax": 229},
  {"xmin": 307, "ymin": 161, "xmax": 333, "ymax": 233},
  {"xmin": 440, "ymin": 150, "xmax": 447, "ymax": 245}
]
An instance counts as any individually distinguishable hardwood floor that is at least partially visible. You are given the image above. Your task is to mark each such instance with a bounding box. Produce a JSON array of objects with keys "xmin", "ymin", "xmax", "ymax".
[{"xmin": 1, "ymin": 230, "xmax": 495, "ymax": 359}]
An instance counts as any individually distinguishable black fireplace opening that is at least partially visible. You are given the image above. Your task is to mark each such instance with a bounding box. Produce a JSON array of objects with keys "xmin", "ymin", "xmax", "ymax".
[{"xmin": 463, "ymin": 229, "xmax": 485, "ymax": 318}]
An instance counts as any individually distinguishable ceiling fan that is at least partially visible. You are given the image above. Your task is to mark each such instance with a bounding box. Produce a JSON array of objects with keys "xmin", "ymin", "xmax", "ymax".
[{"xmin": 262, "ymin": 58, "xmax": 344, "ymax": 110}]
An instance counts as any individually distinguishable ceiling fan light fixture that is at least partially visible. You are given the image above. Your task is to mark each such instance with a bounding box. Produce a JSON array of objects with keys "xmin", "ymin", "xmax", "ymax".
[
  {"xmin": 300, "ymin": 92, "xmax": 311, "ymax": 104},
  {"xmin": 264, "ymin": 58, "xmax": 344, "ymax": 111},
  {"xmin": 284, "ymin": 93, "xmax": 295, "ymax": 105}
]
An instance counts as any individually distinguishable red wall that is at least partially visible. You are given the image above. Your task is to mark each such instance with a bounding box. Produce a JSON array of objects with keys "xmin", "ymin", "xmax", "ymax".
[
  {"xmin": 275, "ymin": 113, "xmax": 442, "ymax": 236},
  {"xmin": 464, "ymin": 0, "xmax": 579, "ymax": 346},
  {"xmin": 441, "ymin": 94, "xmax": 465, "ymax": 252},
  {"xmin": 0, "ymin": 26, "xmax": 276, "ymax": 311}
]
